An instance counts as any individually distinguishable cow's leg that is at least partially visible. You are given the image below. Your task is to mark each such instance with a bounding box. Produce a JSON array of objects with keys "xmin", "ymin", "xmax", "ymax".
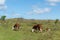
[
  {"xmin": 16, "ymin": 27, "xmax": 19, "ymax": 31},
  {"xmin": 32, "ymin": 29, "xmax": 35, "ymax": 32},
  {"xmin": 13, "ymin": 26, "xmax": 16, "ymax": 31},
  {"xmin": 38, "ymin": 28, "xmax": 43, "ymax": 32},
  {"xmin": 12, "ymin": 26, "xmax": 14, "ymax": 30},
  {"xmin": 40, "ymin": 29, "xmax": 42, "ymax": 32},
  {"xmin": 38, "ymin": 27, "xmax": 41, "ymax": 32}
]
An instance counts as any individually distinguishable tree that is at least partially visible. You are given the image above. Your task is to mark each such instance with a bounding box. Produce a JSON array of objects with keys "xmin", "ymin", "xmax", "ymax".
[
  {"xmin": 0, "ymin": 16, "xmax": 6, "ymax": 21},
  {"xmin": 55, "ymin": 19, "xmax": 59, "ymax": 25}
]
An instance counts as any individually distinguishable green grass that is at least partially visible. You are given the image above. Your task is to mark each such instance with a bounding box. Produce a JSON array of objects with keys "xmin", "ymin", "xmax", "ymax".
[{"xmin": 0, "ymin": 19, "xmax": 60, "ymax": 40}]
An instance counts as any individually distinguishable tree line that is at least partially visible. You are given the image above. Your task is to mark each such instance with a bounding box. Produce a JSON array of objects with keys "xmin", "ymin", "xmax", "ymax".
[{"xmin": 0, "ymin": 15, "xmax": 59, "ymax": 25}]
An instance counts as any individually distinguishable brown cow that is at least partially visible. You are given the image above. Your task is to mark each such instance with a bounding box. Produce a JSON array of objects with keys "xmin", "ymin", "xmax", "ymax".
[
  {"xmin": 32, "ymin": 24, "xmax": 43, "ymax": 32},
  {"xmin": 12, "ymin": 23, "xmax": 20, "ymax": 31},
  {"xmin": 46, "ymin": 28, "xmax": 51, "ymax": 32}
]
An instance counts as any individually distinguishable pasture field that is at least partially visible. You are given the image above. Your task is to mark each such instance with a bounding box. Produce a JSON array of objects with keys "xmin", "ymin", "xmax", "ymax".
[{"xmin": 0, "ymin": 18, "xmax": 60, "ymax": 40}]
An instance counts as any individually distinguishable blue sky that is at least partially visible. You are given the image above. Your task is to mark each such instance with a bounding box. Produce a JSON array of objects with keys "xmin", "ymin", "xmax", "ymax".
[{"xmin": 0, "ymin": 0, "xmax": 60, "ymax": 20}]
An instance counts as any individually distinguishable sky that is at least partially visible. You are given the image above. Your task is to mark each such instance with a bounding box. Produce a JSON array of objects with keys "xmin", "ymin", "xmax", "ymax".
[{"xmin": 0, "ymin": 0, "xmax": 60, "ymax": 20}]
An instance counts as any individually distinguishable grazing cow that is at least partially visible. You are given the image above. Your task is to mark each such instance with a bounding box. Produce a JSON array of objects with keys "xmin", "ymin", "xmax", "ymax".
[
  {"xmin": 32, "ymin": 24, "xmax": 43, "ymax": 32},
  {"xmin": 46, "ymin": 28, "xmax": 51, "ymax": 32},
  {"xmin": 12, "ymin": 23, "xmax": 20, "ymax": 31}
]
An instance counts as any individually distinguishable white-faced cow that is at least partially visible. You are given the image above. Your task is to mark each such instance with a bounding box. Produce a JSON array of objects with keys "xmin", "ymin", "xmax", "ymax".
[
  {"xmin": 32, "ymin": 24, "xmax": 43, "ymax": 32},
  {"xmin": 46, "ymin": 28, "xmax": 51, "ymax": 32},
  {"xmin": 12, "ymin": 23, "xmax": 20, "ymax": 31}
]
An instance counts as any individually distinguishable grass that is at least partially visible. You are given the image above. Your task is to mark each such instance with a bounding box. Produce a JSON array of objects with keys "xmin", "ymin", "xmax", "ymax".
[{"xmin": 0, "ymin": 19, "xmax": 60, "ymax": 40}]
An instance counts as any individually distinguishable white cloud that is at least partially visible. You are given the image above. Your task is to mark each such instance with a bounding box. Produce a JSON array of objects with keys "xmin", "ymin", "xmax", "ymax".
[
  {"xmin": 14, "ymin": 13, "xmax": 21, "ymax": 18},
  {"xmin": 49, "ymin": 3, "xmax": 56, "ymax": 6},
  {"xmin": 12, "ymin": 13, "xmax": 21, "ymax": 17},
  {"xmin": 33, "ymin": 8, "xmax": 51, "ymax": 14},
  {"xmin": 27, "ymin": 6, "xmax": 51, "ymax": 14},
  {"xmin": 4, "ymin": 13, "xmax": 8, "ymax": 16},
  {"xmin": 44, "ymin": 8, "xmax": 51, "ymax": 12},
  {"xmin": 33, "ymin": 8, "xmax": 44, "ymax": 14},
  {"xmin": 0, "ymin": 5, "xmax": 7, "ymax": 10},
  {"xmin": 14, "ymin": 13, "xmax": 20, "ymax": 16},
  {"xmin": 47, "ymin": 0, "xmax": 60, "ymax": 6},
  {"xmin": 47, "ymin": 0, "xmax": 60, "ymax": 2},
  {"xmin": 27, "ymin": 11, "xmax": 33, "ymax": 15},
  {"xmin": 0, "ymin": 0, "xmax": 5, "ymax": 4},
  {"xmin": 0, "ymin": 0, "xmax": 7, "ymax": 10}
]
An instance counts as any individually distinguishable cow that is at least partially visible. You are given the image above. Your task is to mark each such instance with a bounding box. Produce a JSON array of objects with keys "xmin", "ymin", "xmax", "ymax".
[
  {"xmin": 12, "ymin": 23, "xmax": 20, "ymax": 31},
  {"xmin": 46, "ymin": 28, "xmax": 51, "ymax": 32},
  {"xmin": 32, "ymin": 24, "xmax": 43, "ymax": 32}
]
